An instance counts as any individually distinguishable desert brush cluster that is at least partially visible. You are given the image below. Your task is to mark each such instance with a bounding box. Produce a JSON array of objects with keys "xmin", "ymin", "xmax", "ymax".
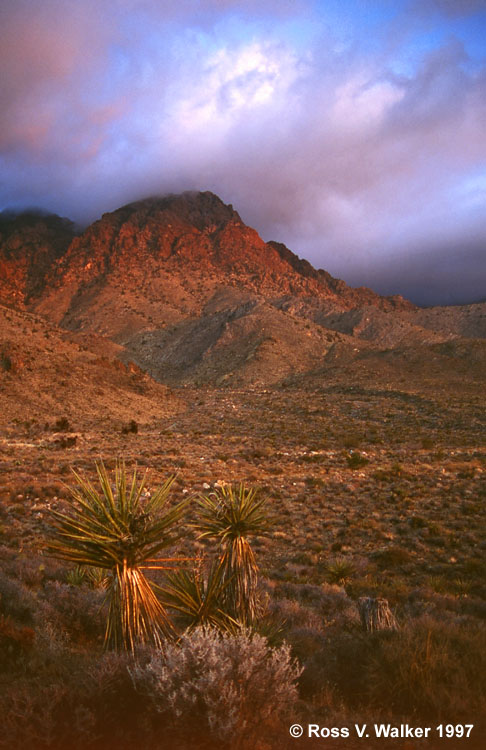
[{"xmin": 0, "ymin": 451, "xmax": 485, "ymax": 749}]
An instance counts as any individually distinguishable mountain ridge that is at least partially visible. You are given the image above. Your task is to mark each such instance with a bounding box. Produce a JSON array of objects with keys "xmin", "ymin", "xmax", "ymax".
[
  {"xmin": 0, "ymin": 192, "xmax": 412, "ymax": 317},
  {"xmin": 1, "ymin": 190, "xmax": 485, "ymax": 387}
]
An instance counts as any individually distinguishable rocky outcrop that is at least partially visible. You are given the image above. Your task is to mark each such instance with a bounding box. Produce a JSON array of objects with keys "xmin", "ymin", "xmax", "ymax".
[{"xmin": 0, "ymin": 210, "xmax": 75, "ymax": 305}]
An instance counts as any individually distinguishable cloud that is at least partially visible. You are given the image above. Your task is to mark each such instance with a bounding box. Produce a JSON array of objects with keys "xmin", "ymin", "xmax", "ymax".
[
  {"xmin": 413, "ymin": 0, "xmax": 486, "ymax": 18},
  {"xmin": 358, "ymin": 237, "xmax": 486, "ymax": 306},
  {"xmin": 0, "ymin": 1, "xmax": 112, "ymax": 151},
  {"xmin": 1, "ymin": 0, "xmax": 485, "ymax": 304}
]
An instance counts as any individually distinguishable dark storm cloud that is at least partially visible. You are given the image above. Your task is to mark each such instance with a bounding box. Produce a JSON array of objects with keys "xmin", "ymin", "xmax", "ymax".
[
  {"xmin": 1, "ymin": 0, "xmax": 485, "ymax": 305},
  {"xmin": 355, "ymin": 238, "xmax": 486, "ymax": 307}
]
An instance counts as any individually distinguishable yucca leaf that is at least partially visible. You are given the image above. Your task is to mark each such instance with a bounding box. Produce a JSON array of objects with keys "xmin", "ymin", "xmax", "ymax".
[{"xmin": 161, "ymin": 561, "xmax": 239, "ymax": 634}]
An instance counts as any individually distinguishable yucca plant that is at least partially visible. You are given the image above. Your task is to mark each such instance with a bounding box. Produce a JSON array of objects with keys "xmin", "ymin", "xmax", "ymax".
[
  {"xmin": 325, "ymin": 558, "xmax": 356, "ymax": 586},
  {"xmin": 85, "ymin": 566, "xmax": 109, "ymax": 589},
  {"xmin": 161, "ymin": 560, "xmax": 240, "ymax": 634},
  {"xmin": 194, "ymin": 483, "xmax": 270, "ymax": 626},
  {"xmin": 47, "ymin": 461, "xmax": 188, "ymax": 651},
  {"xmin": 65, "ymin": 565, "xmax": 87, "ymax": 587}
]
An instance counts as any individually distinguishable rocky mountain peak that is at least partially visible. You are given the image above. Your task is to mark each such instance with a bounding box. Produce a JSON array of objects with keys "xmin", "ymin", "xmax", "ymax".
[{"xmin": 103, "ymin": 191, "xmax": 242, "ymax": 233}]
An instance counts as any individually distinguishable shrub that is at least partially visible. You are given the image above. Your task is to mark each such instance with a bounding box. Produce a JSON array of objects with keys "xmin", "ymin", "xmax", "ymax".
[
  {"xmin": 366, "ymin": 617, "xmax": 486, "ymax": 720},
  {"xmin": 273, "ymin": 581, "xmax": 352, "ymax": 619},
  {"xmin": 0, "ymin": 615, "xmax": 35, "ymax": 666},
  {"xmin": 53, "ymin": 417, "xmax": 71, "ymax": 432},
  {"xmin": 162, "ymin": 562, "xmax": 239, "ymax": 634},
  {"xmin": 270, "ymin": 597, "xmax": 323, "ymax": 632},
  {"xmin": 325, "ymin": 558, "xmax": 356, "ymax": 586},
  {"xmin": 0, "ymin": 352, "xmax": 12, "ymax": 372},
  {"xmin": 0, "ymin": 570, "xmax": 37, "ymax": 624},
  {"xmin": 342, "ymin": 433, "xmax": 362, "ymax": 449},
  {"xmin": 41, "ymin": 580, "xmax": 105, "ymax": 642},
  {"xmin": 372, "ymin": 546, "xmax": 412, "ymax": 568},
  {"xmin": 295, "ymin": 615, "xmax": 486, "ymax": 724},
  {"xmin": 65, "ymin": 566, "xmax": 87, "ymax": 586},
  {"xmin": 346, "ymin": 451, "xmax": 369, "ymax": 469},
  {"xmin": 0, "ymin": 650, "xmax": 143, "ymax": 750},
  {"xmin": 131, "ymin": 628, "xmax": 302, "ymax": 748},
  {"xmin": 121, "ymin": 420, "xmax": 138, "ymax": 435}
]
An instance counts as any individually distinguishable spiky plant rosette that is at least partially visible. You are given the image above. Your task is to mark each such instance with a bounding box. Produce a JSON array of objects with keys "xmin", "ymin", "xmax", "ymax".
[
  {"xmin": 194, "ymin": 483, "xmax": 270, "ymax": 626},
  {"xmin": 47, "ymin": 461, "xmax": 188, "ymax": 651},
  {"xmin": 161, "ymin": 560, "xmax": 240, "ymax": 634}
]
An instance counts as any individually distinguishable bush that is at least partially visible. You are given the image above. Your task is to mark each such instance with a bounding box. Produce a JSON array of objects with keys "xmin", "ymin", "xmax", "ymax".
[
  {"xmin": 41, "ymin": 581, "xmax": 105, "ymax": 642},
  {"xmin": 0, "ymin": 624, "xmax": 301, "ymax": 750},
  {"xmin": 131, "ymin": 628, "xmax": 302, "ymax": 748},
  {"xmin": 121, "ymin": 420, "xmax": 138, "ymax": 434},
  {"xmin": 325, "ymin": 558, "xmax": 356, "ymax": 586},
  {"xmin": 346, "ymin": 451, "xmax": 369, "ymax": 469},
  {"xmin": 0, "ymin": 650, "xmax": 142, "ymax": 750},
  {"xmin": 53, "ymin": 417, "xmax": 71, "ymax": 432},
  {"xmin": 372, "ymin": 546, "xmax": 412, "ymax": 568},
  {"xmin": 0, "ymin": 569, "xmax": 37, "ymax": 624},
  {"xmin": 0, "ymin": 615, "xmax": 35, "ymax": 666},
  {"xmin": 296, "ymin": 615, "xmax": 486, "ymax": 724},
  {"xmin": 366, "ymin": 617, "xmax": 486, "ymax": 720},
  {"xmin": 0, "ymin": 353, "xmax": 12, "ymax": 372}
]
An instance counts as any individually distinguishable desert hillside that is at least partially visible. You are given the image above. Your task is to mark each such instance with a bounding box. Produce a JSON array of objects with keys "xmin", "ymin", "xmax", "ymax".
[{"xmin": 0, "ymin": 304, "xmax": 180, "ymax": 428}]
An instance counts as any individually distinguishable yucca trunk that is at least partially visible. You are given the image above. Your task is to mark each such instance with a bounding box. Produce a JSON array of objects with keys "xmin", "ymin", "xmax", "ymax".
[
  {"xmin": 221, "ymin": 537, "xmax": 258, "ymax": 626},
  {"xmin": 105, "ymin": 561, "xmax": 174, "ymax": 651}
]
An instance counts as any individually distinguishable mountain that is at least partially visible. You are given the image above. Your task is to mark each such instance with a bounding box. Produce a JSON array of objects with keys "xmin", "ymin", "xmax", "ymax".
[
  {"xmin": 0, "ymin": 304, "xmax": 180, "ymax": 429},
  {"xmin": 1, "ymin": 191, "xmax": 485, "ymax": 387},
  {"xmin": 24, "ymin": 192, "xmax": 412, "ymax": 333},
  {"xmin": 0, "ymin": 210, "xmax": 75, "ymax": 306},
  {"xmin": 1, "ymin": 192, "xmax": 411, "ymax": 322}
]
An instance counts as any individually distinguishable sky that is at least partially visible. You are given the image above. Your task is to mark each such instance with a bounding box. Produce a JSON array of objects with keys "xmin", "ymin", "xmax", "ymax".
[{"xmin": 1, "ymin": 0, "xmax": 485, "ymax": 306}]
